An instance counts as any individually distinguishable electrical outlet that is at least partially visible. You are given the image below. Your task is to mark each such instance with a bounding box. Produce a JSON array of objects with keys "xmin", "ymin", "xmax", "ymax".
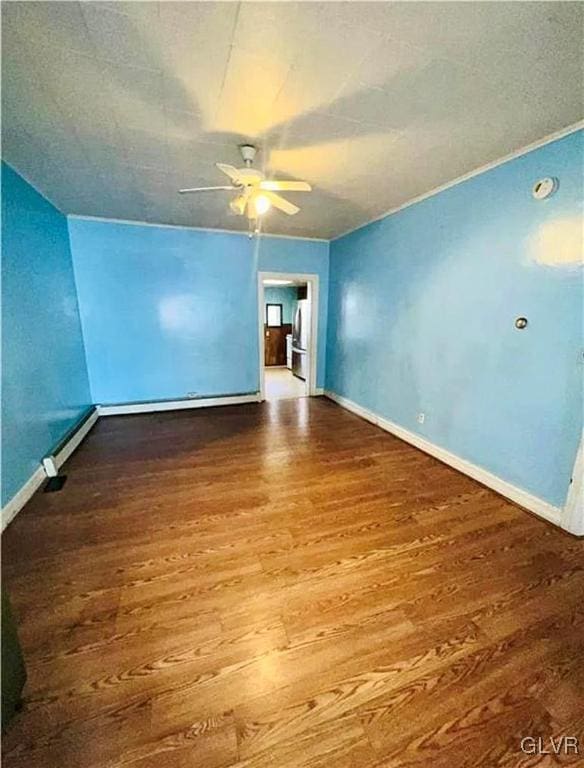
[
  {"xmin": 187, "ymin": 392, "xmax": 198, "ymax": 399},
  {"xmin": 417, "ymin": 412, "xmax": 425, "ymax": 424}
]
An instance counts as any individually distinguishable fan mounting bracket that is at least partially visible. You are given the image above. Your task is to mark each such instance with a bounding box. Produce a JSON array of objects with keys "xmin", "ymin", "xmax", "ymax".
[{"xmin": 239, "ymin": 144, "xmax": 257, "ymax": 166}]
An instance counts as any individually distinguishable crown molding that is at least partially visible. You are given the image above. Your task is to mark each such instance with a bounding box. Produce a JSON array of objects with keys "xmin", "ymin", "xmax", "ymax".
[
  {"xmin": 332, "ymin": 120, "xmax": 584, "ymax": 242},
  {"xmin": 67, "ymin": 214, "xmax": 328, "ymax": 243},
  {"xmin": 10, "ymin": 120, "xmax": 582, "ymax": 246}
]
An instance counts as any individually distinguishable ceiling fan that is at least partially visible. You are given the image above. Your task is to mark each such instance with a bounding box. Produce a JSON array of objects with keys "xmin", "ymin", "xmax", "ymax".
[{"xmin": 179, "ymin": 145, "xmax": 312, "ymax": 223}]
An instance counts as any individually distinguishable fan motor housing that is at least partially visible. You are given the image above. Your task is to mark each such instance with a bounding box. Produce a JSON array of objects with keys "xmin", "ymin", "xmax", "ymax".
[{"xmin": 240, "ymin": 144, "xmax": 257, "ymax": 164}]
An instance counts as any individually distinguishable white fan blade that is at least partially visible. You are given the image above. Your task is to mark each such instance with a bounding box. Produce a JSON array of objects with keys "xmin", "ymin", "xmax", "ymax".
[
  {"xmin": 216, "ymin": 163, "xmax": 241, "ymax": 182},
  {"xmin": 266, "ymin": 191, "xmax": 300, "ymax": 215},
  {"xmin": 260, "ymin": 180, "xmax": 312, "ymax": 192},
  {"xmin": 179, "ymin": 185, "xmax": 237, "ymax": 194}
]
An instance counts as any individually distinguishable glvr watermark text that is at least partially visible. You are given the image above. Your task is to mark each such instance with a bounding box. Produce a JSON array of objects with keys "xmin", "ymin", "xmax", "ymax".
[{"xmin": 520, "ymin": 736, "xmax": 579, "ymax": 755}]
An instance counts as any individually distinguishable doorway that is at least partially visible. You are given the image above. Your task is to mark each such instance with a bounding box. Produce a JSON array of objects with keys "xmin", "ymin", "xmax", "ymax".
[{"xmin": 258, "ymin": 272, "xmax": 319, "ymax": 401}]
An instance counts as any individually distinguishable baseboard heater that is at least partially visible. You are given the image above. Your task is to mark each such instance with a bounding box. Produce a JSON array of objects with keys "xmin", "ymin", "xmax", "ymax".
[
  {"xmin": 97, "ymin": 392, "xmax": 261, "ymax": 416},
  {"xmin": 2, "ymin": 406, "xmax": 99, "ymax": 531},
  {"xmin": 2, "ymin": 393, "xmax": 260, "ymax": 530},
  {"xmin": 41, "ymin": 406, "xmax": 99, "ymax": 481}
]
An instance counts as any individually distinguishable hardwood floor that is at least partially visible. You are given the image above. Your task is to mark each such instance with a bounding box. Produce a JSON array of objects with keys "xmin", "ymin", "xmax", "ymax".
[{"xmin": 2, "ymin": 398, "xmax": 583, "ymax": 767}]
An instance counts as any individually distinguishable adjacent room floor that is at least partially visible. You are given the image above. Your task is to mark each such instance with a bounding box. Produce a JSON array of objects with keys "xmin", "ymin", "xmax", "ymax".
[
  {"xmin": 2, "ymin": 398, "xmax": 583, "ymax": 768},
  {"xmin": 264, "ymin": 366, "xmax": 307, "ymax": 400}
]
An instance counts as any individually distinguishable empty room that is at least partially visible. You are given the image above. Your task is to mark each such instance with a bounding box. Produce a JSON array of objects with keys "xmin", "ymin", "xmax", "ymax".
[{"xmin": 1, "ymin": 1, "xmax": 583, "ymax": 766}]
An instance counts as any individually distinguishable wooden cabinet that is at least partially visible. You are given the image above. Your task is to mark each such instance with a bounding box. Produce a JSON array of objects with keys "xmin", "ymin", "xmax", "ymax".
[{"xmin": 264, "ymin": 323, "xmax": 292, "ymax": 366}]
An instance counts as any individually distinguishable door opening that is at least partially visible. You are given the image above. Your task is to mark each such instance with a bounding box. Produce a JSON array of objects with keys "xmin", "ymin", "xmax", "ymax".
[{"xmin": 258, "ymin": 273, "xmax": 319, "ymax": 401}]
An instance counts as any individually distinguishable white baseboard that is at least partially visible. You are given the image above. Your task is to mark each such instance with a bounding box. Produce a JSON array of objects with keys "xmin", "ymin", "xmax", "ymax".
[
  {"xmin": 98, "ymin": 393, "xmax": 261, "ymax": 416},
  {"xmin": 53, "ymin": 409, "xmax": 99, "ymax": 469},
  {"xmin": 325, "ymin": 390, "xmax": 563, "ymax": 530},
  {"xmin": 313, "ymin": 388, "xmax": 324, "ymax": 396},
  {"xmin": 2, "ymin": 396, "xmax": 260, "ymax": 529},
  {"xmin": 1, "ymin": 408, "xmax": 99, "ymax": 532},
  {"xmin": 7, "ymin": 391, "xmax": 572, "ymax": 536},
  {"xmin": 1, "ymin": 467, "xmax": 46, "ymax": 532}
]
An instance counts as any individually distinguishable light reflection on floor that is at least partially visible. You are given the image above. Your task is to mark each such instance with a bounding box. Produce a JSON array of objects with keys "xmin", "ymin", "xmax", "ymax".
[{"xmin": 264, "ymin": 367, "xmax": 307, "ymax": 401}]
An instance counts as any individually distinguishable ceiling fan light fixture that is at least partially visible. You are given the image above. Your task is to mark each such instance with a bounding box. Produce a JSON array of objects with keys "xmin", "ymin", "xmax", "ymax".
[
  {"xmin": 178, "ymin": 145, "xmax": 311, "ymax": 221},
  {"xmin": 254, "ymin": 194, "xmax": 271, "ymax": 216},
  {"xmin": 229, "ymin": 195, "xmax": 247, "ymax": 215}
]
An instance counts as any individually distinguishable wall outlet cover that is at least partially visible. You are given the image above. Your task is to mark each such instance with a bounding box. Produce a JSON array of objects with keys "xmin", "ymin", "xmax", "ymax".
[{"xmin": 417, "ymin": 413, "xmax": 425, "ymax": 424}]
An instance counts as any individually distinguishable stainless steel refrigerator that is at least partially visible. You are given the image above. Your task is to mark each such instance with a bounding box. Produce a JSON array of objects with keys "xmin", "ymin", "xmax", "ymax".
[{"xmin": 292, "ymin": 299, "xmax": 309, "ymax": 381}]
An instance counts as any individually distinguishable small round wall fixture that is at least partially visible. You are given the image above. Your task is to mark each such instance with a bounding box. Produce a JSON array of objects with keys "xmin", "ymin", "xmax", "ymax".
[
  {"xmin": 532, "ymin": 177, "xmax": 558, "ymax": 200},
  {"xmin": 515, "ymin": 317, "xmax": 528, "ymax": 330}
]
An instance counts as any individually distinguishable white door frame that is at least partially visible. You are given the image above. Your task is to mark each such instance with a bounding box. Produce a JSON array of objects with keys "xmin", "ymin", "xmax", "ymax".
[
  {"xmin": 562, "ymin": 435, "xmax": 584, "ymax": 536},
  {"xmin": 258, "ymin": 272, "xmax": 319, "ymax": 401}
]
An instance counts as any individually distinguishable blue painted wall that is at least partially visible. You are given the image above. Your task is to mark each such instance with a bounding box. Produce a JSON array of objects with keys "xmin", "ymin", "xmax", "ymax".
[
  {"xmin": 1, "ymin": 164, "xmax": 91, "ymax": 505},
  {"xmin": 69, "ymin": 221, "xmax": 257, "ymax": 404},
  {"xmin": 264, "ymin": 286, "xmax": 298, "ymax": 324},
  {"xmin": 68, "ymin": 220, "xmax": 329, "ymax": 403},
  {"xmin": 326, "ymin": 131, "xmax": 583, "ymax": 508}
]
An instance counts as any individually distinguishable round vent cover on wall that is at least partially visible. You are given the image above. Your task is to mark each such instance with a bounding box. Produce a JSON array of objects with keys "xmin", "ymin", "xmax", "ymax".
[{"xmin": 532, "ymin": 177, "xmax": 558, "ymax": 200}]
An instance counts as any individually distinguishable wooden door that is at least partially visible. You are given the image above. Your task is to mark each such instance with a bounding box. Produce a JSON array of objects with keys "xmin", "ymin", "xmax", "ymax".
[{"xmin": 264, "ymin": 324, "xmax": 291, "ymax": 366}]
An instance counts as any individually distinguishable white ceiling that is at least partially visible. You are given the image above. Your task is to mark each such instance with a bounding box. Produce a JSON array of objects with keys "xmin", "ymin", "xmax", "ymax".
[{"xmin": 2, "ymin": 1, "xmax": 582, "ymax": 239}]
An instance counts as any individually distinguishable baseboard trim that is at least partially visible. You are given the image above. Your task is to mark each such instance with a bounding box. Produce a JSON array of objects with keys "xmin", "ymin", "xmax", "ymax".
[
  {"xmin": 53, "ymin": 408, "xmax": 99, "ymax": 470},
  {"xmin": 325, "ymin": 390, "xmax": 563, "ymax": 529},
  {"xmin": 1, "ymin": 467, "xmax": 46, "ymax": 532},
  {"xmin": 313, "ymin": 388, "xmax": 324, "ymax": 396},
  {"xmin": 98, "ymin": 393, "xmax": 261, "ymax": 416},
  {"xmin": 6, "ymin": 391, "xmax": 570, "ymax": 534},
  {"xmin": 1, "ymin": 408, "xmax": 99, "ymax": 532},
  {"xmin": 2, "ymin": 396, "xmax": 261, "ymax": 527}
]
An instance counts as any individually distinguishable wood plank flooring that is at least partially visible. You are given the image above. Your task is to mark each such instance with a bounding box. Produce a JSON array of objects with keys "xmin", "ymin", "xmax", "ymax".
[{"xmin": 2, "ymin": 398, "xmax": 583, "ymax": 767}]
